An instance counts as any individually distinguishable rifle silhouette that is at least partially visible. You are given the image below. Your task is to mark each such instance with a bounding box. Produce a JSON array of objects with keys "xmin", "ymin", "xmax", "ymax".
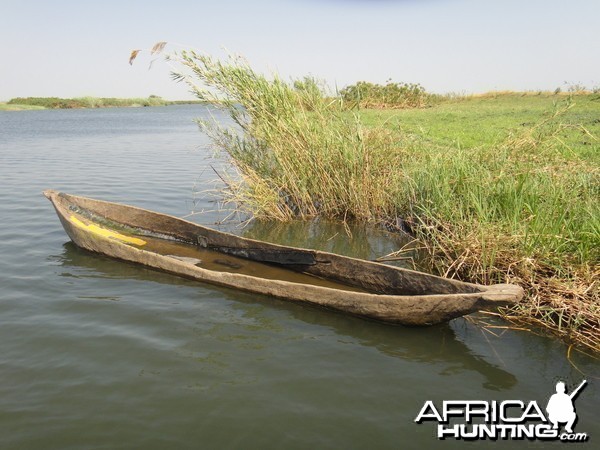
[{"xmin": 569, "ymin": 380, "xmax": 587, "ymax": 400}]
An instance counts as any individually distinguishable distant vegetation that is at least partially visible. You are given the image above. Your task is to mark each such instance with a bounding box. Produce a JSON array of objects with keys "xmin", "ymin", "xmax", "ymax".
[
  {"xmin": 339, "ymin": 81, "xmax": 441, "ymax": 108},
  {"xmin": 2, "ymin": 96, "xmax": 202, "ymax": 110}
]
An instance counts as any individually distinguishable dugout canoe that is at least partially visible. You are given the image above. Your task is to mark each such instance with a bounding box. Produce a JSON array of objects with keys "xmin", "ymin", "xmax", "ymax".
[{"xmin": 44, "ymin": 190, "xmax": 523, "ymax": 325}]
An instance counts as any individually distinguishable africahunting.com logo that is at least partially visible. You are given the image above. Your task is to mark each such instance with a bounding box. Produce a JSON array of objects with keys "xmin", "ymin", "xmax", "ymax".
[{"xmin": 415, "ymin": 380, "xmax": 589, "ymax": 442}]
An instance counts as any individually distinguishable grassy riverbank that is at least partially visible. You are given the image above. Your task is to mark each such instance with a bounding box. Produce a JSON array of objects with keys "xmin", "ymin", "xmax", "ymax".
[
  {"xmin": 171, "ymin": 51, "xmax": 598, "ymax": 351},
  {"xmin": 361, "ymin": 94, "xmax": 599, "ymax": 351},
  {"xmin": 0, "ymin": 96, "xmax": 202, "ymax": 110}
]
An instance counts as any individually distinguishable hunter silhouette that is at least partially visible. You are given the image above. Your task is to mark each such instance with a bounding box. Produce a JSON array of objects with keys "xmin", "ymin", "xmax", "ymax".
[{"xmin": 546, "ymin": 380, "xmax": 587, "ymax": 433}]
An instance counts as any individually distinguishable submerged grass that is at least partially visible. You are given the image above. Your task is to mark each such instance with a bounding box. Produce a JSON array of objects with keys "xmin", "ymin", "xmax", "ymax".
[{"xmin": 172, "ymin": 52, "xmax": 599, "ymax": 352}]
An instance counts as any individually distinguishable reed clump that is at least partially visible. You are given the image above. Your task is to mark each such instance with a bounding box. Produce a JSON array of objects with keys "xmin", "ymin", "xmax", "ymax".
[
  {"xmin": 172, "ymin": 52, "xmax": 599, "ymax": 352},
  {"xmin": 174, "ymin": 51, "xmax": 406, "ymax": 221}
]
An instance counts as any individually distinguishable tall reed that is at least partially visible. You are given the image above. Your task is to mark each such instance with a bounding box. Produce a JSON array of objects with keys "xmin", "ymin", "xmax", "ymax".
[{"xmin": 173, "ymin": 51, "xmax": 405, "ymax": 221}]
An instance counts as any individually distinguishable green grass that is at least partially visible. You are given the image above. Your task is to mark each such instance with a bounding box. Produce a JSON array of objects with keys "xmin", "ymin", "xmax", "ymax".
[
  {"xmin": 358, "ymin": 94, "xmax": 600, "ymax": 266},
  {"xmin": 170, "ymin": 51, "xmax": 599, "ymax": 350},
  {"xmin": 360, "ymin": 93, "xmax": 600, "ymax": 158},
  {"xmin": 361, "ymin": 95, "xmax": 599, "ymax": 350}
]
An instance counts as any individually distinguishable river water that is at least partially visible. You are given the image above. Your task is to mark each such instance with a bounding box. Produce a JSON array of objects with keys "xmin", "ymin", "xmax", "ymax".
[{"xmin": 1, "ymin": 106, "xmax": 597, "ymax": 449}]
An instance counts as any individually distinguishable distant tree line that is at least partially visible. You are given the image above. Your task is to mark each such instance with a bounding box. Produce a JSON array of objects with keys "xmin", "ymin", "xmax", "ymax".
[{"xmin": 5, "ymin": 97, "xmax": 203, "ymax": 109}]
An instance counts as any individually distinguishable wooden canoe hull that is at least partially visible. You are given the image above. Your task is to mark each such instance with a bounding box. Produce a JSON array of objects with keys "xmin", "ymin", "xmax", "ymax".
[{"xmin": 44, "ymin": 190, "xmax": 523, "ymax": 325}]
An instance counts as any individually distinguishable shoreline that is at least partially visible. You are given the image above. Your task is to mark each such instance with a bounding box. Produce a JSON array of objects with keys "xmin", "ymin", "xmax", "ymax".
[{"xmin": 0, "ymin": 97, "xmax": 204, "ymax": 111}]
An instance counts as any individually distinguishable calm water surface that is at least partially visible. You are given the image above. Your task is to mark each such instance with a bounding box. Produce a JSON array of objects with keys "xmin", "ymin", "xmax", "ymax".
[{"xmin": 1, "ymin": 106, "xmax": 598, "ymax": 449}]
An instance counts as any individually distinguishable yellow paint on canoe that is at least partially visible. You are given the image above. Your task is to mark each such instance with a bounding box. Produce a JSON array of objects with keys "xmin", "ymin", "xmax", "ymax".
[{"xmin": 70, "ymin": 215, "xmax": 146, "ymax": 246}]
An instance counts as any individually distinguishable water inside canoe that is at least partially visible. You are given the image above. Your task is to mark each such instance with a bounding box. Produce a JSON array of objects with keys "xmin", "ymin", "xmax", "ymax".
[{"xmin": 69, "ymin": 210, "xmax": 367, "ymax": 293}]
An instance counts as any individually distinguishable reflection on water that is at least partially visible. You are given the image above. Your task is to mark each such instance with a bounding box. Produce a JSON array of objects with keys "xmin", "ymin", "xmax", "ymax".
[
  {"xmin": 55, "ymin": 242, "xmax": 517, "ymax": 391},
  {"xmin": 239, "ymin": 217, "xmax": 418, "ymax": 267}
]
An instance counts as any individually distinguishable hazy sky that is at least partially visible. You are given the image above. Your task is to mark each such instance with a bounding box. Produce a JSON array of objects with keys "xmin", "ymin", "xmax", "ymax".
[{"xmin": 1, "ymin": 0, "xmax": 598, "ymax": 100}]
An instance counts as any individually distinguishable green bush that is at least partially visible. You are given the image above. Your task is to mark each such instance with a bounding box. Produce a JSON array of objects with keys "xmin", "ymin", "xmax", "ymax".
[{"xmin": 339, "ymin": 81, "xmax": 439, "ymax": 109}]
